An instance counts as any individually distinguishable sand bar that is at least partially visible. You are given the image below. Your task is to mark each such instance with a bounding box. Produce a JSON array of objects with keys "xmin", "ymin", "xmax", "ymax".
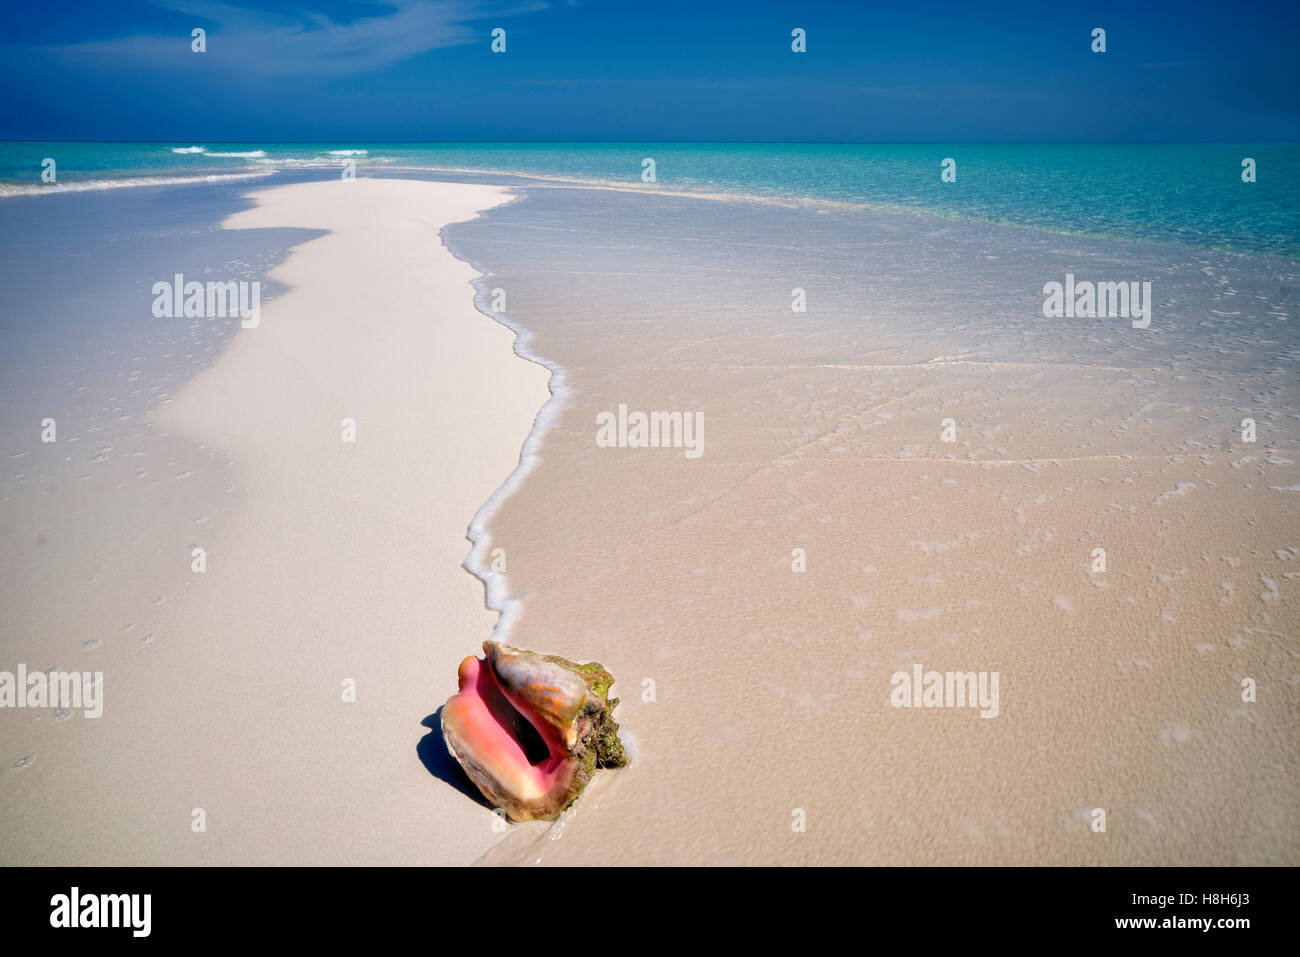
[{"xmin": 0, "ymin": 178, "xmax": 549, "ymax": 865}]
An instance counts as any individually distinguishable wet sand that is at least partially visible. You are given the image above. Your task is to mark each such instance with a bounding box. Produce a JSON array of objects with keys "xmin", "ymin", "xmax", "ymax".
[{"xmin": 445, "ymin": 186, "xmax": 1300, "ymax": 865}]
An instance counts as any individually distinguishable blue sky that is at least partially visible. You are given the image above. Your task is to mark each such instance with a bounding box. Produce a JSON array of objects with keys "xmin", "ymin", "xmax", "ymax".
[{"xmin": 4, "ymin": 0, "xmax": 1297, "ymax": 141}]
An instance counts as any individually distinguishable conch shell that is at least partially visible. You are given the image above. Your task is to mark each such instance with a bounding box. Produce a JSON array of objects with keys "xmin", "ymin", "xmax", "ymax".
[{"xmin": 440, "ymin": 641, "xmax": 628, "ymax": 822}]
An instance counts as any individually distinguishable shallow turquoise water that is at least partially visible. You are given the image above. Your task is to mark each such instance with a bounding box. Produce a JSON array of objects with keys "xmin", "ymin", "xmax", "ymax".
[{"xmin": 1, "ymin": 142, "xmax": 1296, "ymax": 257}]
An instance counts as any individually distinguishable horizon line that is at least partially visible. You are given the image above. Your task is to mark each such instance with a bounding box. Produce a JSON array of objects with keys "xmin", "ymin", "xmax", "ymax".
[{"xmin": 3, "ymin": 139, "xmax": 1298, "ymax": 146}]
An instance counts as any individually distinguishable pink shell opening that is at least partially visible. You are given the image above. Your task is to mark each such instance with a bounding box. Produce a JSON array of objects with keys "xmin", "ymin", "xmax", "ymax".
[{"xmin": 443, "ymin": 654, "xmax": 570, "ymax": 803}]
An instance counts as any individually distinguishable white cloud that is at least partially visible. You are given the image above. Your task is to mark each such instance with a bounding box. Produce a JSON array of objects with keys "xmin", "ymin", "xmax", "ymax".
[{"xmin": 48, "ymin": 0, "xmax": 546, "ymax": 77}]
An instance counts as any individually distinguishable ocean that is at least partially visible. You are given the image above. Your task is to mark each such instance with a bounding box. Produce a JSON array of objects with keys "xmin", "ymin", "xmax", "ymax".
[{"xmin": 1, "ymin": 142, "xmax": 1296, "ymax": 258}]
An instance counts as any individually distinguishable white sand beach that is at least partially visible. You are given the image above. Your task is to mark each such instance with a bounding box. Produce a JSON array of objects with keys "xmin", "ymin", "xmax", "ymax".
[
  {"xmin": 2, "ymin": 173, "xmax": 1296, "ymax": 868},
  {"xmin": 0, "ymin": 178, "xmax": 549, "ymax": 864}
]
